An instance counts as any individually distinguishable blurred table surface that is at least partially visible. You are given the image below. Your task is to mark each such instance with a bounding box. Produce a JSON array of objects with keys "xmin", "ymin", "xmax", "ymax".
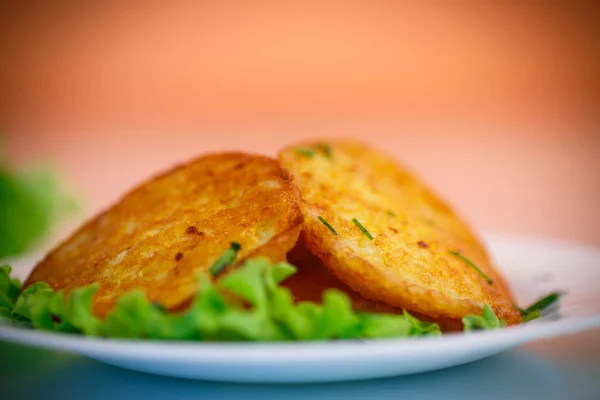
[{"xmin": 2, "ymin": 328, "xmax": 599, "ymax": 400}]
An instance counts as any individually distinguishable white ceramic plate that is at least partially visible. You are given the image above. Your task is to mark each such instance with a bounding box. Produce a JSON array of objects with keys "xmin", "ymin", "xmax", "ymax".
[{"xmin": 1, "ymin": 234, "xmax": 599, "ymax": 383}]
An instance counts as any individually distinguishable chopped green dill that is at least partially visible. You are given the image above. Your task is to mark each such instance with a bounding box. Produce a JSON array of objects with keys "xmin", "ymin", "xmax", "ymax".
[
  {"xmin": 450, "ymin": 250, "xmax": 493, "ymax": 285},
  {"xmin": 317, "ymin": 216, "xmax": 338, "ymax": 235},
  {"xmin": 315, "ymin": 143, "xmax": 332, "ymax": 158},
  {"xmin": 295, "ymin": 147, "xmax": 316, "ymax": 158},
  {"xmin": 210, "ymin": 242, "xmax": 242, "ymax": 276},
  {"xmin": 352, "ymin": 218, "xmax": 374, "ymax": 240},
  {"xmin": 386, "ymin": 209, "xmax": 396, "ymax": 217}
]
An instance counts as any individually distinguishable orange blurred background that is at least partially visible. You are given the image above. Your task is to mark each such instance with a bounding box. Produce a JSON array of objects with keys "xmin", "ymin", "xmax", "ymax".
[{"xmin": 1, "ymin": 2, "xmax": 598, "ymax": 246}]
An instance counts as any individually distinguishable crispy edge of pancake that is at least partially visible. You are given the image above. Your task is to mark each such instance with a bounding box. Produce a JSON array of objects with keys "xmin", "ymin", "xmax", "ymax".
[
  {"xmin": 284, "ymin": 234, "xmax": 464, "ymax": 332},
  {"xmin": 279, "ymin": 139, "xmax": 521, "ymax": 325},
  {"xmin": 24, "ymin": 152, "xmax": 303, "ymax": 317}
]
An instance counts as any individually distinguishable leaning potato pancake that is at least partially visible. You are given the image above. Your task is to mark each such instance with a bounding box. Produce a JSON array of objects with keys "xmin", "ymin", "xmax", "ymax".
[
  {"xmin": 278, "ymin": 140, "xmax": 520, "ymax": 324},
  {"xmin": 24, "ymin": 153, "xmax": 303, "ymax": 317},
  {"xmin": 285, "ymin": 234, "xmax": 464, "ymax": 331}
]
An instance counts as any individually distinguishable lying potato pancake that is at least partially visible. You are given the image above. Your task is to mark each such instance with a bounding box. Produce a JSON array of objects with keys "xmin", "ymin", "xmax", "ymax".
[
  {"xmin": 24, "ymin": 153, "xmax": 303, "ymax": 317},
  {"xmin": 285, "ymin": 234, "xmax": 463, "ymax": 332},
  {"xmin": 279, "ymin": 140, "xmax": 520, "ymax": 325}
]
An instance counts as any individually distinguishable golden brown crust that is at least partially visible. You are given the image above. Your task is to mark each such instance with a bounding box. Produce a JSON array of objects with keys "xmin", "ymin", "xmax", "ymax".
[
  {"xmin": 24, "ymin": 152, "xmax": 303, "ymax": 317},
  {"xmin": 284, "ymin": 234, "xmax": 463, "ymax": 332},
  {"xmin": 278, "ymin": 140, "xmax": 520, "ymax": 325}
]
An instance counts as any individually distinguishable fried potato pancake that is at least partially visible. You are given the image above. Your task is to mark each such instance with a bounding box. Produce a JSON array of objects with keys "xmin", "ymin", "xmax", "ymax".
[
  {"xmin": 284, "ymin": 234, "xmax": 463, "ymax": 332},
  {"xmin": 24, "ymin": 153, "xmax": 303, "ymax": 317},
  {"xmin": 278, "ymin": 140, "xmax": 520, "ymax": 325}
]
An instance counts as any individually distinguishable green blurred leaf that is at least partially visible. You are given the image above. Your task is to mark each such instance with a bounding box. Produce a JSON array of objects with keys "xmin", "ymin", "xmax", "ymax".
[{"xmin": 0, "ymin": 152, "xmax": 79, "ymax": 258}]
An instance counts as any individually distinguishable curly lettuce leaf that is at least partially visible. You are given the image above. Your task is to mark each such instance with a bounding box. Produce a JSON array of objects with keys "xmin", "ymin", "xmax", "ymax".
[
  {"xmin": 0, "ymin": 265, "xmax": 21, "ymax": 309},
  {"xmin": 357, "ymin": 313, "xmax": 412, "ymax": 338},
  {"xmin": 462, "ymin": 304, "xmax": 507, "ymax": 332},
  {"xmin": 402, "ymin": 310, "xmax": 443, "ymax": 336},
  {"xmin": 0, "ymin": 258, "xmax": 509, "ymax": 341}
]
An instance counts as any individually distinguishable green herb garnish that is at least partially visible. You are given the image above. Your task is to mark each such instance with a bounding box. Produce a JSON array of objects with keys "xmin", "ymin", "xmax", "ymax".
[
  {"xmin": 352, "ymin": 218, "xmax": 374, "ymax": 240},
  {"xmin": 462, "ymin": 304, "xmax": 506, "ymax": 331},
  {"xmin": 210, "ymin": 242, "xmax": 242, "ymax": 276},
  {"xmin": 0, "ymin": 258, "xmax": 449, "ymax": 341},
  {"xmin": 450, "ymin": 251, "xmax": 493, "ymax": 285},
  {"xmin": 521, "ymin": 309, "xmax": 541, "ymax": 322},
  {"xmin": 0, "ymin": 260, "xmax": 507, "ymax": 340},
  {"xmin": 520, "ymin": 292, "xmax": 563, "ymax": 315},
  {"xmin": 318, "ymin": 216, "xmax": 338, "ymax": 235},
  {"xmin": 296, "ymin": 144, "xmax": 331, "ymax": 159},
  {"xmin": 315, "ymin": 143, "xmax": 332, "ymax": 158},
  {"xmin": 518, "ymin": 292, "xmax": 563, "ymax": 322},
  {"xmin": 386, "ymin": 209, "xmax": 396, "ymax": 217},
  {"xmin": 295, "ymin": 147, "xmax": 316, "ymax": 158}
]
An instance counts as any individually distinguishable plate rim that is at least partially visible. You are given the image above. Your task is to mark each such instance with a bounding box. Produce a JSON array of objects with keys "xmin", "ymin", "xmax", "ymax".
[
  {"xmin": 1, "ymin": 307, "xmax": 599, "ymax": 363},
  {"xmin": 1, "ymin": 233, "xmax": 599, "ymax": 362}
]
